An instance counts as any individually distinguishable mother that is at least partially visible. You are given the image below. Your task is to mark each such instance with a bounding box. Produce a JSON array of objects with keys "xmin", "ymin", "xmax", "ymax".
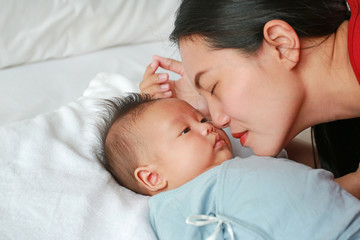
[{"xmin": 140, "ymin": 0, "xmax": 360, "ymax": 178}]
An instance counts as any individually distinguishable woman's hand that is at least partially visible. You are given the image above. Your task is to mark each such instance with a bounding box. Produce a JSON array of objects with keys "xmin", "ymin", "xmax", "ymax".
[{"xmin": 140, "ymin": 55, "xmax": 210, "ymax": 117}]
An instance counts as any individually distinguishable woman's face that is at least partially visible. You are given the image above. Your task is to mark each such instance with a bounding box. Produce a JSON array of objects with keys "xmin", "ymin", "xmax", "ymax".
[{"xmin": 179, "ymin": 37, "xmax": 305, "ymax": 156}]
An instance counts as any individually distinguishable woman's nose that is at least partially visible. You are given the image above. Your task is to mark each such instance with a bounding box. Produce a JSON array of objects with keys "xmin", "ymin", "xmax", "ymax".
[
  {"xmin": 210, "ymin": 107, "xmax": 230, "ymax": 129},
  {"xmin": 200, "ymin": 122, "xmax": 215, "ymax": 136}
]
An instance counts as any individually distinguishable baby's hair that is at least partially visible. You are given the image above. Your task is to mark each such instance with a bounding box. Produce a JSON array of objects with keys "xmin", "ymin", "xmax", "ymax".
[{"xmin": 103, "ymin": 93, "xmax": 158, "ymax": 195}]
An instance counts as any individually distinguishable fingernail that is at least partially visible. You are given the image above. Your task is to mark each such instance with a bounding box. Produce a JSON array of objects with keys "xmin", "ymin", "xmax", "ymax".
[
  {"xmin": 151, "ymin": 61, "xmax": 156, "ymax": 68},
  {"xmin": 159, "ymin": 73, "xmax": 167, "ymax": 81},
  {"xmin": 164, "ymin": 91, "xmax": 172, "ymax": 97},
  {"xmin": 160, "ymin": 83, "xmax": 169, "ymax": 90}
]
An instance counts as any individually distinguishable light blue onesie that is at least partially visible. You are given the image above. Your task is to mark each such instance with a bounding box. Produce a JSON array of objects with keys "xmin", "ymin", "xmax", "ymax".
[{"xmin": 149, "ymin": 156, "xmax": 360, "ymax": 240}]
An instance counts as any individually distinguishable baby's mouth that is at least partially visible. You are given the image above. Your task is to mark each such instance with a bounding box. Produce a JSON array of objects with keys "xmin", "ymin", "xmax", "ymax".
[{"xmin": 214, "ymin": 134, "xmax": 226, "ymax": 149}]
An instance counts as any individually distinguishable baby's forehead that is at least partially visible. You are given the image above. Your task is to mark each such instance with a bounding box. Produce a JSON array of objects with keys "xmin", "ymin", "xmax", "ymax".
[
  {"xmin": 111, "ymin": 98, "xmax": 198, "ymax": 133},
  {"xmin": 151, "ymin": 98, "xmax": 196, "ymax": 112},
  {"xmin": 142, "ymin": 98, "xmax": 198, "ymax": 122}
]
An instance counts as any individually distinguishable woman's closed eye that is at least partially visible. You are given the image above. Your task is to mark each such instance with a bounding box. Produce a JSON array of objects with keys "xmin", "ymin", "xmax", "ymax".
[{"xmin": 210, "ymin": 83, "xmax": 217, "ymax": 95}]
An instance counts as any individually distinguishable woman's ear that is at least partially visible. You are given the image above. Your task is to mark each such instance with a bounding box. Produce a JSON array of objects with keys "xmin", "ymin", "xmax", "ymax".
[
  {"xmin": 263, "ymin": 20, "xmax": 300, "ymax": 69},
  {"xmin": 134, "ymin": 166, "xmax": 168, "ymax": 193}
]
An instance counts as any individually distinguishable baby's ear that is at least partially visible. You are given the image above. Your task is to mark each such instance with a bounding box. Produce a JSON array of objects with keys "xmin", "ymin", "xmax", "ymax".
[{"xmin": 135, "ymin": 166, "xmax": 167, "ymax": 194}]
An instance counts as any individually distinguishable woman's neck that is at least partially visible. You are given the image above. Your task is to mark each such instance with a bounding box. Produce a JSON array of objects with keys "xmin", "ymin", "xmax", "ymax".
[{"xmin": 296, "ymin": 21, "xmax": 360, "ymax": 130}]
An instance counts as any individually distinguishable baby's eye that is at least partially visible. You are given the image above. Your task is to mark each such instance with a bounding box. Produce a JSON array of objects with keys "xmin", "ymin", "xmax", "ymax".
[
  {"xmin": 182, "ymin": 127, "xmax": 191, "ymax": 135},
  {"xmin": 200, "ymin": 118, "xmax": 207, "ymax": 123}
]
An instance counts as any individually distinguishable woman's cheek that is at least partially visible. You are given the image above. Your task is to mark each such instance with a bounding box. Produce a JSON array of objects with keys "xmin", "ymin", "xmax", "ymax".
[{"xmin": 221, "ymin": 86, "xmax": 243, "ymax": 116}]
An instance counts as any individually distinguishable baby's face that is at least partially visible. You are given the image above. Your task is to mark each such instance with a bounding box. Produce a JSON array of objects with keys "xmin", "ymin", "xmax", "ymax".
[{"xmin": 140, "ymin": 98, "xmax": 232, "ymax": 191}]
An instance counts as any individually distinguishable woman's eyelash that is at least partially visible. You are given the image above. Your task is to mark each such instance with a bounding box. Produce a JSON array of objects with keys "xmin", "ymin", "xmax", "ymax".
[{"xmin": 210, "ymin": 83, "xmax": 217, "ymax": 95}]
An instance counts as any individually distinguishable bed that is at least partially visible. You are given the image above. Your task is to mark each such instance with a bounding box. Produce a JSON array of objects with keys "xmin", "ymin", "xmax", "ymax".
[{"xmin": 0, "ymin": 1, "xmax": 312, "ymax": 239}]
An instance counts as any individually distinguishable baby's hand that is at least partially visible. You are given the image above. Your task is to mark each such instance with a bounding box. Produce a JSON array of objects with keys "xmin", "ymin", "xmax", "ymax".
[
  {"xmin": 140, "ymin": 57, "xmax": 174, "ymax": 99},
  {"xmin": 140, "ymin": 55, "xmax": 210, "ymax": 117}
]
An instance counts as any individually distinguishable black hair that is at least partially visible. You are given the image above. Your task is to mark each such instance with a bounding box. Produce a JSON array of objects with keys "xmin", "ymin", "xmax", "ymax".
[
  {"xmin": 100, "ymin": 93, "xmax": 157, "ymax": 194},
  {"xmin": 170, "ymin": 0, "xmax": 349, "ymax": 54},
  {"xmin": 171, "ymin": 0, "xmax": 359, "ymax": 177}
]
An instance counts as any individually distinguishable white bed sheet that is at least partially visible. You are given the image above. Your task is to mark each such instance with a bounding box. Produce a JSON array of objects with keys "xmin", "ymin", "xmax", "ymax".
[{"xmin": 0, "ymin": 40, "xmax": 180, "ymax": 126}]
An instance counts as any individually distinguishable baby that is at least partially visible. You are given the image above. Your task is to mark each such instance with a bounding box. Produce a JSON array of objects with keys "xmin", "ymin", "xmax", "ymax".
[{"xmin": 103, "ymin": 93, "xmax": 360, "ymax": 240}]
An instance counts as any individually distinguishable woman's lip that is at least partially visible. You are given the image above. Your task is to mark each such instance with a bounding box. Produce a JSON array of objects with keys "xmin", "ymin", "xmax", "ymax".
[{"xmin": 232, "ymin": 131, "xmax": 249, "ymax": 146}]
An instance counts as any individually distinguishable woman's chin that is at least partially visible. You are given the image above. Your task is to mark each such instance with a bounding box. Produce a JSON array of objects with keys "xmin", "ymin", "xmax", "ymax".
[{"xmin": 251, "ymin": 144, "xmax": 283, "ymax": 157}]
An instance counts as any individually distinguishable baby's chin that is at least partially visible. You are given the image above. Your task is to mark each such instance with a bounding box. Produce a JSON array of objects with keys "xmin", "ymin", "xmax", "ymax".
[{"xmin": 217, "ymin": 150, "xmax": 233, "ymax": 164}]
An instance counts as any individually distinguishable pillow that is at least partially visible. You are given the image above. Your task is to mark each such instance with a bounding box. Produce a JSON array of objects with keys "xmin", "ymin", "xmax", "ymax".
[
  {"xmin": 0, "ymin": 0, "xmax": 179, "ymax": 69},
  {"xmin": 0, "ymin": 73, "xmax": 157, "ymax": 240}
]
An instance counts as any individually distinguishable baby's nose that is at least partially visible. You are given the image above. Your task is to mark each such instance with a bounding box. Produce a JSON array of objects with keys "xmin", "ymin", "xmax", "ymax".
[{"xmin": 201, "ymin": 122, "xmax": 215, "ymax": 136}]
